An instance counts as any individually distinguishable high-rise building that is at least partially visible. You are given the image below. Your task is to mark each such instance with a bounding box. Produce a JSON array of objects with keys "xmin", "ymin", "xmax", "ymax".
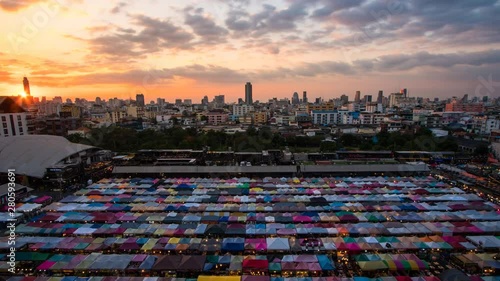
[
  {"xmin": 377, "ymin": 91, "xmax": 383, "ymax": 103},
  {"xmin": 175, "ymin": 99, "xmax": 182, "ymax": 106},
  {"xmin": 214, "ymin": 95, "xmax": 225, "ymax": 105},
  {"xmin": 136, "ymin": 93, "xmax": 145, "ymax": 107},
  {"xmin": 245, "ymin": 82, "xmax": 253, "ymax": 104},
  {"xmin": 302, "ymin": 91, "xmax": 308, "ymax": 103},
  {"xmin": 292, "ymin": 92, "xmax": 300, "ymax": 105},
  {"xmin": 202, "ymin": 96, "xmax": 209, "ymax": 105},
  {"xmin": 157, "ymin": 98, "xmax": 165, "ymax": 106},
  {"xmin": 0, "ymin": 96, "xmax": 30, "ymax": 137},
  {"xmin": 354, "ymin": 91, "xmax": 361, "ymax": 103},
  {"xmin": 364, "ymin": 95, "xmax": 372, "ymax": 103},
  {"xmin": 95, "ymin": 97, "xmax": 102, "ymax": 104},
  {"xmin": 340, "ymin": 95, "xmax": 349, "ymax": 105},
  {"xmin": 400, "ymin": 88, "xmax": 408, "ymax": 98},
  {"xmin": 23, "ymin": 77, "xmax": 30, "ymax": 96},
  {"xmin": 462, "ymin": 94, "xmax": 469, "ymax": 103},
  {"xmin": 389, "ymin": 92, "xmax": 404, "ymax": 108}
]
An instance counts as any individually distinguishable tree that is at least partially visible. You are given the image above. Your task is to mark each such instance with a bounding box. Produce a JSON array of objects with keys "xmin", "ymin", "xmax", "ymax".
[
  {"xmin": 320, "ymin": 141, "xmax": 337, "ymax": 152},
  {"xmin": 246, "ymin": 126, "xmax": 257, "ymax": 136},
  {"xmin": 66, "ymin": 133, "xmax": 86, "ymax": 144}
]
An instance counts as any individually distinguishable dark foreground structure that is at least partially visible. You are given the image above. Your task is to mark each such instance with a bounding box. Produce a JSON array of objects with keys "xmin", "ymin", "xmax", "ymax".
[{"xmin": 112, "ymin": 163, "xmax": 429, "ymax": 178}]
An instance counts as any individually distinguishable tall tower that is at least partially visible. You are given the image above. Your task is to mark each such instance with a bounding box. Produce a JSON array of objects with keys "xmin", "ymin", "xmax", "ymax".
[
  {"xmin": 245, "ymin": 82, "xmax": 253, "ymax": 104},
  {"xmin": 291, "ymin": 92, "xmax": 299, "ymax": 105},
  {"xmin": 23, "ymin": 77, "xmax": 30, "ymax": 96},
  {"xmin": 302, "ymin": 91, "xmax": 308, "ymax": 103},
  {"xmin": 354, "ymin": 91, "xmax": 361, "ymax": 103},
  {"xmin": 377, "ymin": 90, "xmax": 383, "ymax": 103},
  {"xmin": 136, "ymin": 93, "xmax": 145, "ymax": 107},
  {"xmin": 400, "ymin": 88, "xmax": 407, "ymax": 98}
]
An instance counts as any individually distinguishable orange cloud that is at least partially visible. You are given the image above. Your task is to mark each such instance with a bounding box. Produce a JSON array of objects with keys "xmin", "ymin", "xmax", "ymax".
[{"xmin": 0, "ymin": 0, "xmax": 44, "ymax": 11}]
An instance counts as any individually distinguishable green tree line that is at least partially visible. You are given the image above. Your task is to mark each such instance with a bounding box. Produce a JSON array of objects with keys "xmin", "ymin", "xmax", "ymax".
[{"xmin": 67, "ymin": 126, "xmax": 459, "ymax": 153}]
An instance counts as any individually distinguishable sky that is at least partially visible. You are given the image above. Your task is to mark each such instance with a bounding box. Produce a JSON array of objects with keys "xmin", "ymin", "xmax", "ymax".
[{"xmin": 0, "ymin": 0, "xmax": 499, "ymax": 103}]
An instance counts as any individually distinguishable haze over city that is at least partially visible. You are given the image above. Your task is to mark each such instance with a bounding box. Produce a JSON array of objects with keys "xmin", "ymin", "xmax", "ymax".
[{"xmin": 1, "ymin": 0, "xmax": 499, "ymax": 102}]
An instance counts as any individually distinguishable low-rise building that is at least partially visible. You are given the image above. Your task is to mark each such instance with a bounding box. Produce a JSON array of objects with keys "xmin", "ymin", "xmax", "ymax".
[
  {"xmin": 252, "ymin": 112, "xmax": 268, "ymax": 124},
  {"xmin": 207, "ymin": 112, "xmax": 229, "ymax": 125}
]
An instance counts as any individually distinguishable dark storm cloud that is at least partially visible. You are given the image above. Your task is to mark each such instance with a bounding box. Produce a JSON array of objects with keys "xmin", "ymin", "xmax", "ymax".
[
  {"xmin": 184, "ymin": 7, "xmax": 229, "ymax": 43},
  {"xmin": 65, "ymin": 65, "xmax": 248, "ymax": 86},
  {"xmin": 311, "ymin": 0, "xmax": 500, "ymax": 48},
  {"xmin": 355, "ymin": 49, "xmax": 500, "ymax": 72},
  {"xmin": 255, "ymin": 49, "xmax": 500, "ymax": 79},
  {"xmin": 225, "ymin": 2, "xmax": 309, "ymax": 36},
  {"xmin": 110, "ymin": 2, "xmax": 127, "ymax": 14},
  {"xmin": 131, "ymin": 15, "xmax": 194, "ymax": 50},
  {"xmin": 86, "ymin": 15, "xmax": 194, "ymax": 58},
  {"xmin": 311, "ymin": 0, "xmax": 366, "ymax": 18}
]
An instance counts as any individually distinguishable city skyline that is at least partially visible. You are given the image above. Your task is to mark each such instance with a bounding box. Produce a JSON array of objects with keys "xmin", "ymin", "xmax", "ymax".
[{"xmin": 1, "ymin": 1, "xmax": 499, "ymax": 102}]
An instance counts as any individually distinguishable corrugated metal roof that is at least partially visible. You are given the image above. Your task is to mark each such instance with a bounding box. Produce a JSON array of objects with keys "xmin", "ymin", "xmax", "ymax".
[{"xmin": 0, "ymin": 135, "xmax": 96, "ymax": 178}]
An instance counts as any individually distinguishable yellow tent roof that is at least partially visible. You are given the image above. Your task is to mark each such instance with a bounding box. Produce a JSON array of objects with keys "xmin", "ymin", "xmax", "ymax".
[{"xmin": 198, "ymin": 276, "xmax": 241, "ymax": 281}]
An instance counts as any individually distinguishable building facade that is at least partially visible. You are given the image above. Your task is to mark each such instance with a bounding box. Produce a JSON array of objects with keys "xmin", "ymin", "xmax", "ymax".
[{"xmin": 0, "ymin": 97, "xmax": 30, "ymax": 137}]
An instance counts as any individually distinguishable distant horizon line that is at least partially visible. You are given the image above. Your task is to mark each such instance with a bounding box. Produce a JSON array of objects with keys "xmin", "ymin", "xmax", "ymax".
[{"xmin": 6, "ymin": 93, "xmax": 493, "ymax": 105}]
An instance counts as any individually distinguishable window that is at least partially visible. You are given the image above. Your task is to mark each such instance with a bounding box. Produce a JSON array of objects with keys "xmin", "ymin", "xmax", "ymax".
[
  {"xmin": 1, "ymin": 116, "xmax": 5, "ymax": 121},
  {"xmin": 17, "ymin": 115, "xmax": 21, "ymax": 121}
]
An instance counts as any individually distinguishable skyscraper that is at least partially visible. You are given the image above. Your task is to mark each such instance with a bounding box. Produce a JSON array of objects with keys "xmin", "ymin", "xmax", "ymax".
[
  {"xmin": 202, "ymin": 96, "xmax": 209, "ymax": 105},
  {"xmin": 214, "ymin": 95, "xmax": 225, "ymax": 105},
  {"xmin": 245, "ymin": 82, "xmax": 253, "ymax": 104},
  {"xmin": 462, "ymin": 94, "xmax": 469, "ymax": 103},
  {"xmin": 354, "ymin": 91, "xmax": 361, "ymax": 103},
  {"xmin": 400, "ymin": 88, "xmax": 408, "ymax": 98},
  {"xmin": 23, "ymin": 77, "xmax": 30, "ymax": 96},
  {"xmin": 302, "ymin": 91, "xmax": 308, "ymax": 103},
  {"xmin": 340, "ymin": 94, "xmax": 349, "ymax": 105},
  {"xmin": 292, "ymin": 92, "xmax": 299, "ymax": 105},
  {"xmin": 377, "ymin": 90, "xmax": 383, "ymax": 103},
  {"xmin": 136, "ymin": 93, "xmax": 145, "ymax": 107}
]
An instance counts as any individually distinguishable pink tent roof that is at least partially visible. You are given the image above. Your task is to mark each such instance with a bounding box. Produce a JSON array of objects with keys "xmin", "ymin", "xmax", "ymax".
[
  {"xmin": 132, "ymin": 254, "xmax": 147, "ymax": 262},
  {"xmin": 37, "ymin": 260, "xmax": 56, "ymax": 270}
]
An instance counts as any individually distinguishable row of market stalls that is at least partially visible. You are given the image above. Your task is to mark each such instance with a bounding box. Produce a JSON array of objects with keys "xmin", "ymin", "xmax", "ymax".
[
  {"xmin": 2, "ymin": 177, "xmax": 500, "ymax": 278},
  {"xmin": 9, "ymin": 220, "xmax": 500, "ymax": 238},
  {"xmin": 45, "ymin": 200, "xmax": 497, "ymax": 213},
  {"xmin": 82, "ymin": 176, "xmax": 464, "ymax": 192},
  {"xmin": 29, "ymin": 208, "xmax": 500, "ymax": 224},
  {"xmin": 2, "ymin": 252, "xmax": 496, "ymax": 277},
  {"xmin": 3, "ymin": 235, "xmax": 499, "ymax": 253},
  {"xmin": 5, "ymin": 276, "xmax": 499, "ymax": 281},
  {"xmin": 58, "ymin": 194, "xmax": 486, "ymax": 204},
  {"xmin": 5, "ymin": 253, "xmax": 335, "ymax": 274}
]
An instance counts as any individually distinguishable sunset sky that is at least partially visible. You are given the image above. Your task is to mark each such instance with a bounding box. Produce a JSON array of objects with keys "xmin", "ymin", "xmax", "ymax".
[{"xmin": 1, "ymin": 0, "xmax": 499, "ymax": 103}]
